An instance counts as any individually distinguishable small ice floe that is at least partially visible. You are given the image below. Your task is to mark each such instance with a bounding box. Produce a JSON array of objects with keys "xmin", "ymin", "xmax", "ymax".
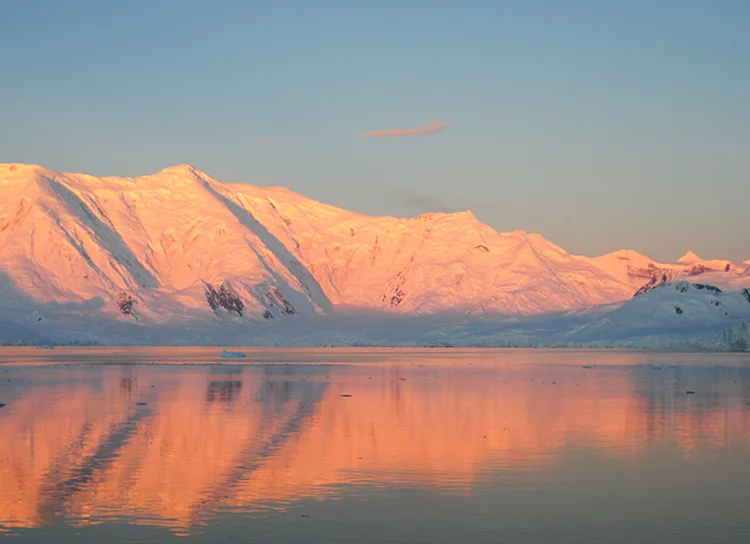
[
  {"xmin": 37, "ymin": 344, "xmax": 54, "ymax": 350},
  {"xmin": 221, "ymin": 349, "xmax": 247, "ymax": 358}
]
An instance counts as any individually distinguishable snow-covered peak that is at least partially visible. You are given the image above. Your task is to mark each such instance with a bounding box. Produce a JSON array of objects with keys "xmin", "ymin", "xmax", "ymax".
[
  {"xmin": 1, "ymin": 162, "xmax": 45, "ymax": 172},
  {"xmin": 596, "ymin": 249, "xmax": 654, "ymax": 266},
  {"xmin": 591, "ymin": 250, "xmax": 658, "ymax": 285},
  {"xmin": 451, "ymin": 209, "xmax": 477, "ymax": 220},
  {"xmin": 0, "ymin": 163, "xmax": 55, "ymax": 182},
  {"xmin": 156, "ymin": 164, "xmax": 206, "ymax": 178},
  {"xmin": 677, "ymin": 250, "xmax": 702, "ymax": 264}
]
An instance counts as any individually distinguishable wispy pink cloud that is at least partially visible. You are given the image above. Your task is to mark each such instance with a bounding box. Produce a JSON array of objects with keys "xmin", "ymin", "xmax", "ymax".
[{"xmin": 357, "ymin": 120, "xmax": 449, "ymax": 138}]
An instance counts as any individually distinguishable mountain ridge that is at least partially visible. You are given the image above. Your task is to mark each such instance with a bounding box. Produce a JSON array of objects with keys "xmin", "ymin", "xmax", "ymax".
[{"xmin": 1, "ymin": 163, "xmax": 748, "ymax": 335}]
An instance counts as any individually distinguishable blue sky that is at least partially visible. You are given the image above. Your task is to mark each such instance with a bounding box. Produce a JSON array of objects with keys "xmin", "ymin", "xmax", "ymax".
[{"xmin": 2, "ymin": 0, "xmax": 748, "ymax": 261}]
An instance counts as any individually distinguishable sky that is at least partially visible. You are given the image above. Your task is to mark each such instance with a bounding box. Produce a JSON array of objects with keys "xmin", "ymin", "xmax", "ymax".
[{"xmin": 1, "ymin": 0, "xmax": 748, "ymax": 262}]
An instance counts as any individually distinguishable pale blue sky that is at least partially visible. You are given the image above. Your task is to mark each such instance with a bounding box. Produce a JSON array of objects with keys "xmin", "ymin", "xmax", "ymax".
[{"xmin": 1, "ymin": 1, "xmax": 748, "ymax": 261}]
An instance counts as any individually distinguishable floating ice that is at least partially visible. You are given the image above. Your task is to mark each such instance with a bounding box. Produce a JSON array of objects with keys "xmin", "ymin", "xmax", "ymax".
[{"xmin": 221, "ymin": 349, "xmax": 247, "ymax": 358}]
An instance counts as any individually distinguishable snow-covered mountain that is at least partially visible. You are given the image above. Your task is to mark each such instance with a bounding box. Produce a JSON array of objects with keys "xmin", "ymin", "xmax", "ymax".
[
  {"xmin": 1, "ymin": 163, "xmax": 748, "ymax": 348},
  {"xmin": 554, "ymin": 282, "xmax": 750, "ymax": 349}
]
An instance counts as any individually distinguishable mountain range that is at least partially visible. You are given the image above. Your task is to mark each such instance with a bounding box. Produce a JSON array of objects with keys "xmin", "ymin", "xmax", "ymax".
[{"xmin": 1, "ymin": 163, "xmax": 749, "ymax": 349}]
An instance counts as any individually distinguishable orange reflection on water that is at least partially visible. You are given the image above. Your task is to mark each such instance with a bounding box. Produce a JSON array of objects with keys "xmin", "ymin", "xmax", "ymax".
[{"xmin": 1, "ymin": 355, "xmax": 749, "ymax": 533}]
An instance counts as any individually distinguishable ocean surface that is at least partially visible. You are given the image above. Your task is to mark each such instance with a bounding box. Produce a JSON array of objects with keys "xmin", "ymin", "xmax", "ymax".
[{"xmin": 0, "ymin": 347, "xmax": 749, "ymax": 543}]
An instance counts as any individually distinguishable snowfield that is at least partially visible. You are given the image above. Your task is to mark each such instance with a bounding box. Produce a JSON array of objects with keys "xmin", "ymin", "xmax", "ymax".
[{"xmin": 1, "ymin": 163, "xmax": 749, "ymax": 350}]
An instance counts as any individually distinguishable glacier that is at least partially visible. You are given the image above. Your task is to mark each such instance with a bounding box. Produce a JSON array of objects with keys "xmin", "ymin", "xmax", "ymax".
[
  {"xmin": 725, "ymin": 323, "xmax": 750, "ymax": 352},
  {"xmin": 1, "ymin": 162, "xmax": 749, "ymax": 350}
]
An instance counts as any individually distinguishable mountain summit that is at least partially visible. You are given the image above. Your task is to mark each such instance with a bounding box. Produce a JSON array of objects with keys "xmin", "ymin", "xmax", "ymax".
[{"xmin": 677, "ymin": 250, "xmax": 702, "ymax": 264}]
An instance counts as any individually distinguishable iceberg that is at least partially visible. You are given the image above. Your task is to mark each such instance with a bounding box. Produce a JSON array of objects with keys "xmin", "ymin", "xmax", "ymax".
[{"xmin": 221, "ymin": 349, "xmax": 247, "ymax": 358}]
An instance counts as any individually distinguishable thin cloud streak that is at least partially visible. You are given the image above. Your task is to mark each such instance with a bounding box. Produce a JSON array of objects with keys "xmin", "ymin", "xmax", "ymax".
[
  {"xmin": 399, "ymin": 191, "xmax": 461, "ymax": 214},
  {"xmin": 358, "ymin": 120, "xmax": 449, "ymax": 138}
]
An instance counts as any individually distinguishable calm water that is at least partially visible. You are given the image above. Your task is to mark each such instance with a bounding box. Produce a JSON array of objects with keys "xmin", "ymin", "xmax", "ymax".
[{"xmin": 1, "ymin": 348, "xmax": 749, "ymax": 543}]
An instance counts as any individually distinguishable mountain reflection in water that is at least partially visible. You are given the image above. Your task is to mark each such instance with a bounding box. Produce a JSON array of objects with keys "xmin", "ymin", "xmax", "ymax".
[{"xmin": 1, "ymin": 349, "xmax": 749, "ymax": 540}]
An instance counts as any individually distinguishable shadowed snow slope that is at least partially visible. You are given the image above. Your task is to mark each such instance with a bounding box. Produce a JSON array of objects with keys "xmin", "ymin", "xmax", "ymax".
[{"xmin": 1, "ymin": 163, "xmax": 748, "ymax": 347}]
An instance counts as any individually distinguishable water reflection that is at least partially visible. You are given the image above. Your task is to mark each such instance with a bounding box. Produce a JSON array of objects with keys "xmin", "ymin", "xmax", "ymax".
[{"xmin": 1, "ymin": 351, "xmax": 749, "ymax": 537}]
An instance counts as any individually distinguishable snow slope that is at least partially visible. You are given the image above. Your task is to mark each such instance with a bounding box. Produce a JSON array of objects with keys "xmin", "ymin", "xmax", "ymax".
[
  {"xmin": 555, "ymin": 282, "xmax": 750, "ymax": 349},
  {"xmin": 1, "ymin": 163, "xmax": 748, "ymax": 348}
]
